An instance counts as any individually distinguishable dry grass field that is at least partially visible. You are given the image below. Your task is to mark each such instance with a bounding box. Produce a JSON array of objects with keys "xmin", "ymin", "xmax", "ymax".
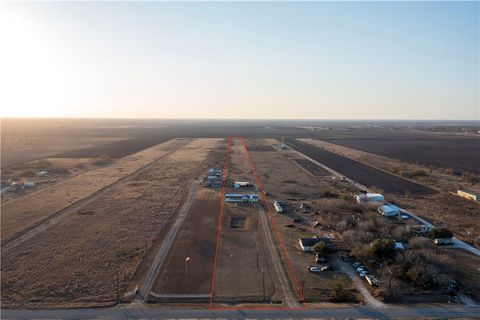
[
  {"xmin": 1, "ymin": 139, "xmax": 186, "ymax": 243},
  {"xmin": 1, "ymin": 138, "xmax": 220, "ymax": 308}
]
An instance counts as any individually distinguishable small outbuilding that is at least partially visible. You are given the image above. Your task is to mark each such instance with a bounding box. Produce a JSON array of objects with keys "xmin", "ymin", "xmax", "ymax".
[{"xmin": 234, "ymin": 182, "xmax": 250, "ymax": 189}]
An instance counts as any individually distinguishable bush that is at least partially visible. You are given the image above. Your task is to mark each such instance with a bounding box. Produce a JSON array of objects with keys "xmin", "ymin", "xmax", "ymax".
[
  {"xmin": 328, "ymin": 275, "xmax": 351, "ymax": 302},
  {"xmin": 402, "ymin": 169, "xmax": 428, "ymax": 178},
  {"xmin": 370, "ymin": 238, "xmax": 395, "ymax": 260},
  {"xmin": 428, "ymin": 228, "xmax": 453, "ymax": 239},
  {"xmin": 92, "ymin": 155, "xmax": 113, "ymax": 166},
  {"xmin": 48, "ymin": 166, "xmax": 70, "ymax": 175},
  {"xmin": 21, "ymin": 169, "xmax": 36, "ymax": 177}
]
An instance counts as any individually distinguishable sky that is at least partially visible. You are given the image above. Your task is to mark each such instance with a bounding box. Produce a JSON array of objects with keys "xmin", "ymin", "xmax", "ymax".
[{"xmin": 0, "ymin": 1, "xmax": 478, "ymax": 120}]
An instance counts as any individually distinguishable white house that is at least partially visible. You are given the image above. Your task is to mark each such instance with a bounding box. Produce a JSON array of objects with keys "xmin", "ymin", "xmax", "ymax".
[
  {"xmin": 378, "ymin": 204, "xmax": 400, "ymax": 217},
  {"xmin": 354, "ymin": 193, "xmax": 384, "ymax": 203},
  {"xmin": 298, "ymin": 237, "xmax": 321, "ymax": 252}
]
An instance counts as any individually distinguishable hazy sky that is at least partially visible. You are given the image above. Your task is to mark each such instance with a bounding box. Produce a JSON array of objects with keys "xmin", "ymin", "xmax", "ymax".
[{"xmin": 0, "ymin": 1, "xmax": 478, "ymax": 120}]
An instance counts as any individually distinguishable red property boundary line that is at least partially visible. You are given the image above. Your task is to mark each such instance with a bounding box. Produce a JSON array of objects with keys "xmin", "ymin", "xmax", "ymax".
[{"xmin": 209, "ymin": 136, "xmax": 307, "ymax": 310}]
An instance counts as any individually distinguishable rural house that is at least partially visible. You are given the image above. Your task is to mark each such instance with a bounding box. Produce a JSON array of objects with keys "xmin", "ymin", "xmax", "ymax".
[
  {"xmin": 234, "ymin": 181, "xmax": 250, "ymax": 189},
  {"xmin": 298, "ymin": 236, "xmax": 321, "ymax": 252}
]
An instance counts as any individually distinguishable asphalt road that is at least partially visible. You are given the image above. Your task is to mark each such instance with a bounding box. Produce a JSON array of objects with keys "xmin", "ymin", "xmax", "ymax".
[{"xmin": 2, "ymin": 304, "xmax": 480, "ymax": 319}]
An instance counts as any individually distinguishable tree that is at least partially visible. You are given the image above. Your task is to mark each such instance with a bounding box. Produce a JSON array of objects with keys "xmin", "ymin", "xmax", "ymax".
[
  {"xmin": 370, "ymin": 238, "xmax": 395, "ymax": 260},
  {"xmin": 328, "ymin": 275, "xmax": 350, "ymax": 302},
  {"xmin": 428, "ymin": 228, "xmax": 453, "ymax": 239},
  {"xmin": 313, "ymin": 241, "xmax": 333, "ymax": 257}
]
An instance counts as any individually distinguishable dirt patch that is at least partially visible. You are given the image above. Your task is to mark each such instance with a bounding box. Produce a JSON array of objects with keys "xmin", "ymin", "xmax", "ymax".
[
  {"xmin": 151, "ymin": 188, "xmax": 221, "ymax": 297},
  {"xmin": 230, "ymin": 216, "xmax": 249, "ymax": 229}
]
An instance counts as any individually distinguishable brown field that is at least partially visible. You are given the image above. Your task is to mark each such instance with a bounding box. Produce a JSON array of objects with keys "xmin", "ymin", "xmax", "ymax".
[
  {"xmin": 286, "ymin": 138, "xmax": 436, "ymax": 195},
  {"xmin": 212, "ymin": 141, "xmax": 276, "ymax": 303},
  {"xmin": 152, "ymin": 188, "xmax": 221, "ymax": 297},
  {"xmin": 1, "ymin": 139, "xmax": 186, "ymax": 244},
  {"xmin": 0, "ymin": 138, "xmax": 220, "ymax": 307}
]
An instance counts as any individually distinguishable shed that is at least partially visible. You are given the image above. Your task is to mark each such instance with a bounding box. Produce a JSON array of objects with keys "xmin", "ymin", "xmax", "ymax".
[{"xmin": 38, "ymin": 171, "xmax": 49, "ymax": 177}]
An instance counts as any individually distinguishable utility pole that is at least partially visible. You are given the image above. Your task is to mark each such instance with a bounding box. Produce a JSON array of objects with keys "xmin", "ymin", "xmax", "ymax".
[
  {"xmin": 262, "ymin": 271, "xmax": 265, "ymax": 302},
  {"xmin": 256, "ymin": 250, "xmax": 259, "ymax": 270},
  {"xmin": 116, "ymin": 270, "xmax": 119, "ymax": 302}
]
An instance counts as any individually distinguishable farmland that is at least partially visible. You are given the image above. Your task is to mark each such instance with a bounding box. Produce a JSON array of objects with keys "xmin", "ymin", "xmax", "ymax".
[
  {"xmin": 1, "ymin": 119, "xmax": 479, "ymax": 310},
  {"xmin": 285, "ymin": 138, "xmax": 436, "ymax": 195},
  {"xmin": 1, "ymin": 138, "xmax": 220, "ymax": 307}
]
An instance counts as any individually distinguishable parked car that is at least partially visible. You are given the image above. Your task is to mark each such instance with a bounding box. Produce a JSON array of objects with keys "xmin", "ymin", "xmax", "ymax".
[
  {"xmin": 359, "ymin": 271, "xmax": 368, "ymax": 278},
  {"xmin": 308, "ymin": 266, "xmax": 322, "ymax": 273},
  {"xmin": 356, "ymin": 266, "xmax": 365, "ymax": 273},
  {"xmin": 352, "ymin": 262, "xmax": 362, "ymax": 268},
  {"xmin": 320, "ymin": 265, "xmax": 334, "ymax": 272},
  {"xmin": 341, "ymin": 254, "xmax": 349, "ymax": 262}
]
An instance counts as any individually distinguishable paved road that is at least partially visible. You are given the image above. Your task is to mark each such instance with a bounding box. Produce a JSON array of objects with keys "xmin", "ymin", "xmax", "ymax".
[
  {"xmin": 257, "ymin": 207, "xmax": 299, "ymax": 308},
  {"xmin": 3, "ymin": 304, "xmax": 480, "ymax": 319},
  {"xmin": 139, "ymin": 183, "xmax": 199, "ymax": 298}
]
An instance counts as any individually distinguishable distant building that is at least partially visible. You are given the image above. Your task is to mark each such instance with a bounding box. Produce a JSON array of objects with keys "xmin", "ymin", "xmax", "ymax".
[
  {"xmin": 37, "ymin": 171, "xmax": 49, "ymax": 177},
  {"xmin": 354, "ymin": 193, "xmax": 384, "ymax": 203},
  {"xmin": 24, "ymin": 181, "xmax": 36, "ymax": 188},
  {"xmin": 298, "ymin": 236, "xmax": 321, "ymax": 252},
  {"xmin": 457, "ymin": 189, "xmax": 479, "ymax": 201},
  {"xmin": 224, "ymin": 193, "xmax": 259, "ymax": 204},
  {"xmin": 378, "ymin": 204, "xmax": 400, "ymax": 217}
]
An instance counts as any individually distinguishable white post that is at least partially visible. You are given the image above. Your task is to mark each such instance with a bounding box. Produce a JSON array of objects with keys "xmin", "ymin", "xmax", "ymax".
[{"xmin": 185, "ymin": 257, "xmax": 190, "ymax": 275}]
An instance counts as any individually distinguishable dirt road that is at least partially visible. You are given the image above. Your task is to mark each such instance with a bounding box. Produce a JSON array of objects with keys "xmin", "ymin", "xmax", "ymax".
[{"xmin": 257, "ymin": 207, "xmax": 299, "ymax": 307}]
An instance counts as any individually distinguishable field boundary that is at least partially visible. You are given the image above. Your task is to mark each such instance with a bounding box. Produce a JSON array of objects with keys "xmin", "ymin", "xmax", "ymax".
[{"xmin": 209, "ymin": 136, "xmax": 307, "ymax": 310}]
